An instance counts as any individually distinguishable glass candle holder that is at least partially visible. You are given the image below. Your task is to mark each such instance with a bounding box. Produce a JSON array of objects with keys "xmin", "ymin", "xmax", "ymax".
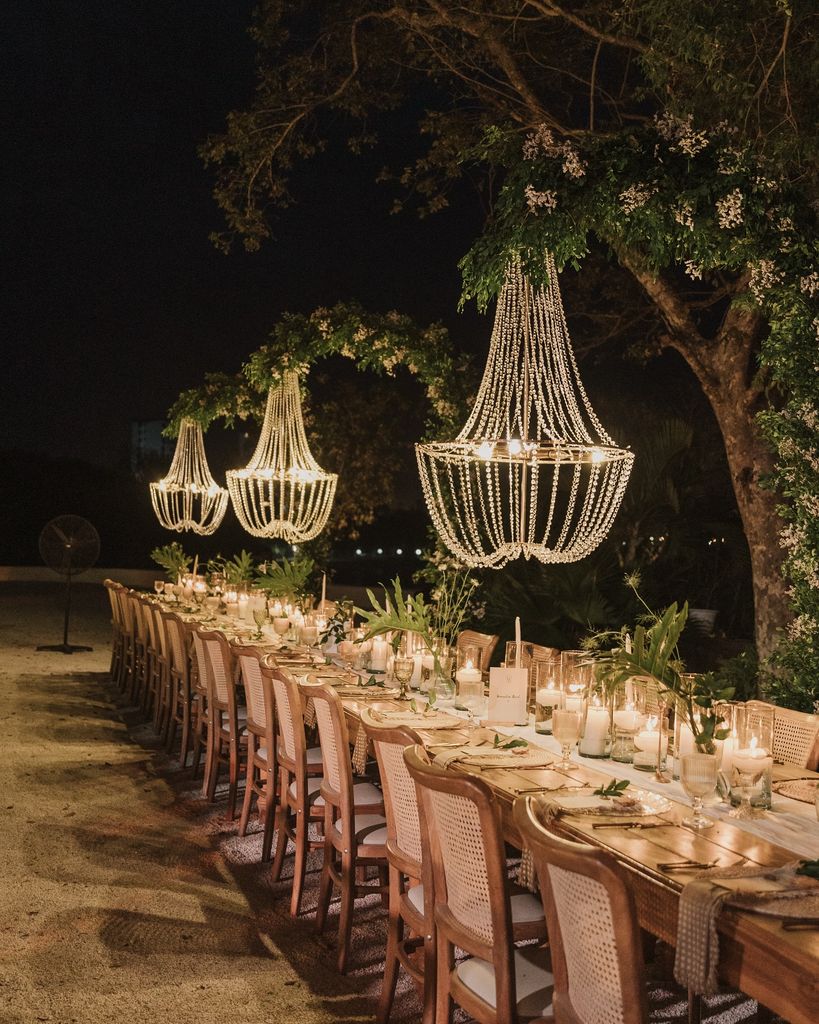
[
  {"xmin": 610, "ymin": 681, "xmax": 646, "ymax": 763},
  {"xmin": 578, "ymin": 690, "xmax": 611, "ymax": 758},
  {"xmin": 632, "ymin": 713, "xmax": 669, "ymax": 772},
  {"xmin": 729, "ymin": 701, "xmax": 774, "ymax": 815},
  {"xmin": 534, "ymin": 655, "xmax": 562, "ymax": 734},
  {"xmin": 456, "ymin": 645, "xmax": 484, "ymax": 710}
]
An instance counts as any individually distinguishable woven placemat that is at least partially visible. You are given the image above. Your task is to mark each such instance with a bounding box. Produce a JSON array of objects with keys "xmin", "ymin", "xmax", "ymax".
[{"xmin": 772, "ymin": 778, "xmax": 818, "ymax": 804}]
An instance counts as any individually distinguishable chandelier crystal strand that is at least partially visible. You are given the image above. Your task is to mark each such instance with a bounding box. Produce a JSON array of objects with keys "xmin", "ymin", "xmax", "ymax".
[
  {"xmin": 149, "ymin": 418, "xmax": 229, "ymax": 535},
  {"xmin": 226, "ymin": 371, "xmax": 337, "ymax": 542},
  {"xmin": 416, "ymin": 255, "xmax": 634, "ymax": 567}
]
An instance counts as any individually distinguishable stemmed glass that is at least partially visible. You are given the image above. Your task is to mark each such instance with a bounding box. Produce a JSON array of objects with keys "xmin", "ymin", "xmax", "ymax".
[
  {"xmin": 393, "ymin": 655, "xmax": 413, "ymax": 701},
  {"xmin": 552, "ymin": 707, "xmax": 583, "ymax": 770},
  {"xmin": 154, "ymin": 579, "xmax": 165, "ymax": 598},
  {"xmin": 338, "ymin": 639, "xmax": 359, "ymax": 683},
  {"xmin": 252, "ymin": 602, "xmax": 268, "ymax": 640},
  {"xmin": 680, "ymin": 753, "xmax": 717, "ymax": 829}
]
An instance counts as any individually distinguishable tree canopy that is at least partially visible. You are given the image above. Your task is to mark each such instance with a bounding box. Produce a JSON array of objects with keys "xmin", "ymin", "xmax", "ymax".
[{"xmin": 197, "ymin": 1, "xmax": 819, "ymax": 707}]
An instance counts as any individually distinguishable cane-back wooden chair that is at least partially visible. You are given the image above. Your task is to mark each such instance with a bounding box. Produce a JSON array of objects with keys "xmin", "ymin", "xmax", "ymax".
[
  {"xmin": 162, "ymin": 611, "xmax": 193, "ymax": 766},
  {"xmin": 190, "ymin": 628, "xmax": 213, "ymax": 782},
  {"xmin": 114, "ymin": 586, "xmax": 135, "ymax": 694},
  {"xmin": 404, "ymin": 746, "xmax": 553, "ymax": 1024},
  {"xmin": 269, "ymin": 666, "xmax": 325, "ymax": 915},
  {"xmin": 360, "ymin": 710, "xmax": 431, "ymax": 1024},
  {"xmin": 302, "ymin": 680, "xmax": 388, "ymax": 973},
  {"xmin": 128, "ymin": 592, "xmax": 149, "ymax": 708},
  {"xmin": 198, "ymin": 628, "xmax": 247, "ymax": 819},
  {"xmin": 139, "ymin": 595, "xmax": 162, "ymax": 723},
  {"xmin": 147, "ymin": 601, "xmax": 171, "ymax": 735},
  {"xmin": 232, "ymin": 645, "xmax": 278, "ymax": 859},
  {"xmin": 103, "ymin": 580, "xmax": 124, "ymax": 684},
  {"xmin": 769, "ymin": 704, "xmax": 819, "ymax": 770},
  {"xmin": 514, "ymin": 795, "xmax": 648, "ymax": 1024}
]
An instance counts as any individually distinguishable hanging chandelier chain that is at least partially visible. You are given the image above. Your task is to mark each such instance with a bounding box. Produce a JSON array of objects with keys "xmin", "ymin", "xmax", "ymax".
[
  {"xmin": 150, "ymin": 418, "xmax": 229, "ymax": 536},
  {"xmin": 416, "ymin": 254, "xmax": 634, "ymax": 568}
]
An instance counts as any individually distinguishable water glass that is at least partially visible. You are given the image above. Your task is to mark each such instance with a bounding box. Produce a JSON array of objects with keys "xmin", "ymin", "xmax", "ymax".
[
  {"xmin": 552, "ymin": 707, "xmax": 583, "ymax": 770},
  {"xmin": 680, "ymin": 753, "xmax": 718, "ymax": 829}
]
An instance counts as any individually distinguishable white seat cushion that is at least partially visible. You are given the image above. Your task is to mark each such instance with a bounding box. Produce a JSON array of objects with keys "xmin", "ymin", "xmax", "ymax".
[
  {"xmin": 288, "ymin": 776, "xmax": 323, "ymax": 802},
  {"xmin": 456, "ymin": 946, "xmax": 553, "ymax": 1019},
  {"xmin": 406, "ymin": 883, "xmax": 424, "ymax": 916},
  {"xmin": 510, "ymin": 892, "xmax": 546, "ymax": 925},
  {"xmin": 332, "ymin": 813, "xmax": 387, "ymax": 846}
]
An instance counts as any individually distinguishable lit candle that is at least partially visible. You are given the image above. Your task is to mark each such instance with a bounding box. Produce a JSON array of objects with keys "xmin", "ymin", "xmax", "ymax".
[
  {"xmin": 300, "ymin": 625, "xmax": 318, "ymax": 646},
  {"xmin": 719, "ymin": 730, "xmax": 738, "ymax": 777},
  {"xmin": 321, "ymin": 572, "xmax": 327, "ymax": 609},
  {"xmin": 270, "ymin": 599, "xmax": 283, "ymax": 617},
  {"xmin": 579, "ymin": 701, "xmax": 610, "ymax": 756},
  {"xmin": 514, "ymin": 616, "xmax": 522, "ymax": 668},
  {"xmin": 733, "ymin": 737, "xmax": 773, "ymax": 778},
  {"xmin": 565, "ymin": 686, "xmax": 584, "ymax": 712},
  {"xmin": 633, "ymin": 716, "xmax": 669, "ymax": 766},
  {"xmin": 371, "ymin": 636, "xmax": 388, "ymax": 672},
  {"xmin": 420, "ymin": 652, "xmax": 435, "ymax": 692},
  {"xmin": 456, "ymin": 659, "xmax": 482, "ymax": 686},
  {"xmin": 226, "ymin": 601, "xmax": 240, "ymax": 619},
  {"xmin": 536, "ymin": 685, "xmax": 561, "ymax": 708},
  {"xmin": 410, "ymin": 652, "xmax": 423, "ymax": 687},
  {"xmin": 238, "ymin": 593, "xmax": 250, "ymax": 621},
  {"xmin": 613, "ymin": 704, "xmax": 642, "ymax": 733},
  {"xmin": 677, "ymin": 721, "xmax": 697, "ymax": 760}
]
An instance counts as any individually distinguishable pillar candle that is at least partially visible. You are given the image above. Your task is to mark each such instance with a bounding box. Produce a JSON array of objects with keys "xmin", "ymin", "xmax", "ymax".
[
  {"xmin": 371, "ymin": 637, "xmax": 388, "ymax": 672},
  {"xmin": 579, "ymin": 704, "xmax": 610, "ymax": 756}
]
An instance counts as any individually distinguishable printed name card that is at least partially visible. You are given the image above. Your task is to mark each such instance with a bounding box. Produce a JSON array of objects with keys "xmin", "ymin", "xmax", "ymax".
[{"xmin": 487, "ymin": 665, "xmax": 529, "ymax": 726}]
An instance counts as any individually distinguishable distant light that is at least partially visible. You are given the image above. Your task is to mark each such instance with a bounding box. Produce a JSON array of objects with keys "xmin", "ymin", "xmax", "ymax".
[
  {"xmin": 396, "ymin": 548, "xmax": 403, "ymax": 555},
  {"xmin": 415, "ymin": 548, "xmax": 422, "ymax": 556},
  {"xmin": 377, "ymin": 547, "xmax": 384, "ymax": 555},
  {"xmin": 355, "ymin": 548, "xmax": 363, "ymax": 556}
]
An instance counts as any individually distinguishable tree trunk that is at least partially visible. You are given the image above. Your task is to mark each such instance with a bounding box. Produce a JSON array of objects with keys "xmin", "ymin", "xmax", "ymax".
[{"xmin": 625, "ymin": 260, "xmax": 790, "ymax": 660}]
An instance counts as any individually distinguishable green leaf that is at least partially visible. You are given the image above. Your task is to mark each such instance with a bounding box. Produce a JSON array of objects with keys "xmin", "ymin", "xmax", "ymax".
[{"xmin": 593, "ymin": 778, "xmax": 631, "ymax": 799}]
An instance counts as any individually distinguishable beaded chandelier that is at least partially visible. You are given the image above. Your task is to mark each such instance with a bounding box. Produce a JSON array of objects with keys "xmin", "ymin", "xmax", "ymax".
[
  {"xmin": 150, "ymin": 418, "xmax": 229, "ymax": 535},
  {"xmin": 226, "ymin": 371, "xmax": 337, "ymax": 541},
  {"xmin": 416, "ymin": 256, "xmax": 634, "ymax": 568}
]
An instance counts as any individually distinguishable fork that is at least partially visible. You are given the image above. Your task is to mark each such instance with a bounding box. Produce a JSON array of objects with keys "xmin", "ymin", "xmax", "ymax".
[{"xmin": 657, "ymin": 859, "xmax": 718, "ymax": 872}]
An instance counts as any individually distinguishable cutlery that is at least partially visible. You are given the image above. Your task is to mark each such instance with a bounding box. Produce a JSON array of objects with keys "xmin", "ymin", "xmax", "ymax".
[
  {"xmin": 781, "ymin": 919, "xmax": 819, "ymax": 931},
  {"xmin": 657, "ymin": 860, "xmax": 717, "ymax": 872},
  {"xmin": 592, "ymin": 820, "xmax": 669, "ymax": 830}
]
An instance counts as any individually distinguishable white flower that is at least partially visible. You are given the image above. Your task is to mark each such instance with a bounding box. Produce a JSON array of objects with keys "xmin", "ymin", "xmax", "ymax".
[
  {"xmin": 619, "ymin": 183, "xmax": 656, "ymax": 214},
  {"xmin": 787, "ymin": 614, "xmax": 819, "ymax": 642},
  {"xmin": 716, "ymin": 189, "xmax": 743, "ymax": 229},
  {"xmin": 522, "ymin": 123, "xmax": 585, "ymax": 177},
  {"xmin": 524, "ymin": 184, "xmax": 557, "ymax": 213},
  {"xmin": 799, "ymin": 272, "xmax": 819, "ymax": 298},
  {"xmin": 684, "ymin": 260, "xmax": 703, "ymax": 281},
  {"xmin": 561, "ymin": 147, "xmax": 586, "ymax": 179},
  {"xmin": 674, "ymin": 201, "xmax": 695, "ymax": 230},
  {"xmin": 654, "ymin": 111, "xmax": 708, "ymax": 156},
  {"xmin": 748, "ymin": 259, "xmax": 782, "ymax": 303},
  {"xmin": 717, "ymin": 146, "xmax": 743, "ymax": 174}
]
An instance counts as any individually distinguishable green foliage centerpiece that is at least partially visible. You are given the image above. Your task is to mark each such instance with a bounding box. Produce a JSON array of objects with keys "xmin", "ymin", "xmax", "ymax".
[{"xmin": 590, "ymin": 577, "xmax": 734, "ymax": 754}]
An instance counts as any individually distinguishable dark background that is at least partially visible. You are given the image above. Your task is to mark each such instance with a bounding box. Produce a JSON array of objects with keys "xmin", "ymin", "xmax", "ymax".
[{"xmin": 2, "ymin": 0, "xmax": 746, "ymax": 643}]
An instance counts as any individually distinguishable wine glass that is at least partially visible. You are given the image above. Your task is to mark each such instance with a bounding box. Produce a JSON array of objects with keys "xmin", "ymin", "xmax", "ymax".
[
  {"xmin": 154, "ymin": 579, "xmax": 165, "ymax": 598},
  {"xmin": 393, "ymin": 655, "xmax": 413, "ymax": 701},
  {"xmin": 252, "ymin": 602, "xmax": 268, "ymax": 640},
  {"xmin": 552, "ymin": 708, "xmax": 582, "ymax": 770},
  {"xmin": 680, "ymin": 753, "xmax": 717, "ymax": 829},
  {"xmin": 338, "ymin": 639, "xmax": 358, "ymax": 683}
]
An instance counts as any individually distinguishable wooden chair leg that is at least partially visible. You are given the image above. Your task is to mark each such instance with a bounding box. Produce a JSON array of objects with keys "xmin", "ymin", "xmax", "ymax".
[
  {"xmin": 337, "ymin": 852, "xmax": 356, "ymax": 974},
  {"xmin": 435, "ymin": 934, "xmax": 454, "ymax": 1024},
  {"xmin": 422, "ymin": 924, "xmax": 436, "ymax": 1024},
  {"xmin": 238, "ymin": 755, "xmax": 256, "ymax": 837},
  {"xmin": 688, "ymin": 990, "xmax": 702, "ymax": 1024},
  {"xmin": 205, "ymin": 734, "xmax": 221, "ymax": 802},
  {"xmin": 376, "ymin": 871, "xmax": 403, "ymax": 1024},
  {"xmin": 178, "ymin": 696, "xmax": 192, "ymax": 768},
  {"xmin": 290, "ymin": 809, "xmax": 309, "ymax": 917},
  {"xmin": 260, "ymin": 778, "xmax": 276, "ymax": 863},
  {"xmin": 316, "ymin": 840, "xmax": 334, "ymax": 935},
  {"xmin": 227, "ymin": 740, "xmax": 240, "ymax": 821},
  {"xmin": 271, "ymin": 803, "xmax": 289, "ymax": 883}
]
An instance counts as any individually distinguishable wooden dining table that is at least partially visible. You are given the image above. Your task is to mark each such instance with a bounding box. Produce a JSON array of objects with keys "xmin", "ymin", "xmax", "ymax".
[
  {"xmin": 179, "ymin": 619, "xmax": 818, "ymax": 1024},
  {"xmin": 328, "ymin": 684, "xmax": 819, "ymax": 1024}
]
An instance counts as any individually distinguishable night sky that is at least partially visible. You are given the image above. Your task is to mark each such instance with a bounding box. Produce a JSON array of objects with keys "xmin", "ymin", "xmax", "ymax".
[{"xmin": 4, "ymin": 1, "xmax": 486, "ymax": 469}]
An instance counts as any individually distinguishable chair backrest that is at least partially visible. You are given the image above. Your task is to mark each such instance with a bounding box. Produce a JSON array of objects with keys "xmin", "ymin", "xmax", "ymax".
[
  {"xmin": 268, "ymin": 662, "xmax": 308, "ymax": 773},
  {"xmin": 769, "ymin": 703, "xmax": 819, "ymax": 769},
  {"xmin": 151, "ymin": 603, "xmax": 169, "ymax": 661},
  {"xmin": 198, "ymin": 629, "xmax": 235, "ymax": 709},
  {"xmin": 457, "ymin": 628, "xmax": 500, "ymax": 671},
  {"xmin": 103, "ymin": 580, "xmax": 120, "ymax": 623},
  {"xmin": 116, "ymin": 587, "xmax": 134, "ymax": 636},
  {"xmin": 360, "ymin": 710, "xmax": 423, "ymax": 875},
  {"xmin": 127, "ymin": 592, "xmax": 146, "ymax": 643},
  {"xmin": 403, "ymin": 745, "xmax": 513, "ymax": 961},
  {"xmin": 514, "ymin": 796, "xmax": 648, "ymax": 1024},
  {"xmin": 233, "ymin": 645, "xmax": 274, "ymax": 738},
  {"xmin": 162, "ymin": 611, "xmax": 188, "ymax": 675},
  {"xmin": 190, "ymin": 628, "xmax": 211, "ymax": 697},
  {"xmin": 300, "ymin": 680, "xmax": 353, "ymax": 811},
  {"xmin": 141, "ymin": 597, "xmax": 159, "ymax": 654}
]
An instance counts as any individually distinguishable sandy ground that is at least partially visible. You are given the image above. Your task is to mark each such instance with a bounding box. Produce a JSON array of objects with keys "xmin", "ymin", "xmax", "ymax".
[{"xmin": 0, "ymin": 584, "xmax": 761, "ymax": 1024}]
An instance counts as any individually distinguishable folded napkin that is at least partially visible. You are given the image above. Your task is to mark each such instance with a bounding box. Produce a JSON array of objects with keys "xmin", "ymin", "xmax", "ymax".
[
  {"xmin": 433, "ymin": 743, "xmax": 554, "ymax": 770},
  {"xmin": 674, "ymin": 861, "xmax": 809, "ymax": 996},
  {"xmin": 352, "ymin": 726, "xmax": 369, "ymax": 775},
  {"xmin": 368, "ymin": 709, "xmax": 463, "ymax": 730}
]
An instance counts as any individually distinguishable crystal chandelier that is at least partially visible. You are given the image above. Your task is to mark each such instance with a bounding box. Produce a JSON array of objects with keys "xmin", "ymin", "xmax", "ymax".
[
  {"xmin": 150, "ymin": 418, "xmax": 229, "ymax": 536},
  {"xmin": 226, "ymin": 371, "xmax": 337, "ymax": 541},
  {"xmin": 416, "ymin": 256, "xmax": 634, "ymax": 568}
]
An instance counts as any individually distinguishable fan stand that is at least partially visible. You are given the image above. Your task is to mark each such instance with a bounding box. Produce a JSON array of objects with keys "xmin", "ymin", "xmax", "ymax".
[{"xmin": 37, "ymin": 574, "xmax": 93, "ymax": 654}]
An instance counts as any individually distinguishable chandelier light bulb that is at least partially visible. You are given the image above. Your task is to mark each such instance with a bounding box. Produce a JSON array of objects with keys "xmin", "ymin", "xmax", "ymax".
[
  {"xmin": 226, "ymin": 371, "xmax": 337, "ymax": 541},
  {"xmin": 416, "ymin": 255, "xmax": 634, "ymax": 568},
  {"xmin": 149, "ymin": 418, "xmax": 229, "ymax": 535}
]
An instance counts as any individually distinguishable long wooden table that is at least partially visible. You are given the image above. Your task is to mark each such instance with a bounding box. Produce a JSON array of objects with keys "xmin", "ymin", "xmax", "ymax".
[
  {"xmin": 179, "ymin": 620, "xmax": 818, "ymax": 1024},
  {"xmin": 333, "ymin": 689, "xmax": 819, "ymax": 1024}
]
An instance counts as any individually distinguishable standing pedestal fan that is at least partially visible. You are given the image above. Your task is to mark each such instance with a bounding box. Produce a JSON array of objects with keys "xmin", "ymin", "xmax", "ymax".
[{"xmin": 36, "ymin": 515, "xmax": 101, "ymax": 654}]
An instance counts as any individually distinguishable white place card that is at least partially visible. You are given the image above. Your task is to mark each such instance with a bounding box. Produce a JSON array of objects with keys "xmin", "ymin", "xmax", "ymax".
[{"xmin": 487, "ymin": 666, "xmax": 529, "ymax": 726}]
